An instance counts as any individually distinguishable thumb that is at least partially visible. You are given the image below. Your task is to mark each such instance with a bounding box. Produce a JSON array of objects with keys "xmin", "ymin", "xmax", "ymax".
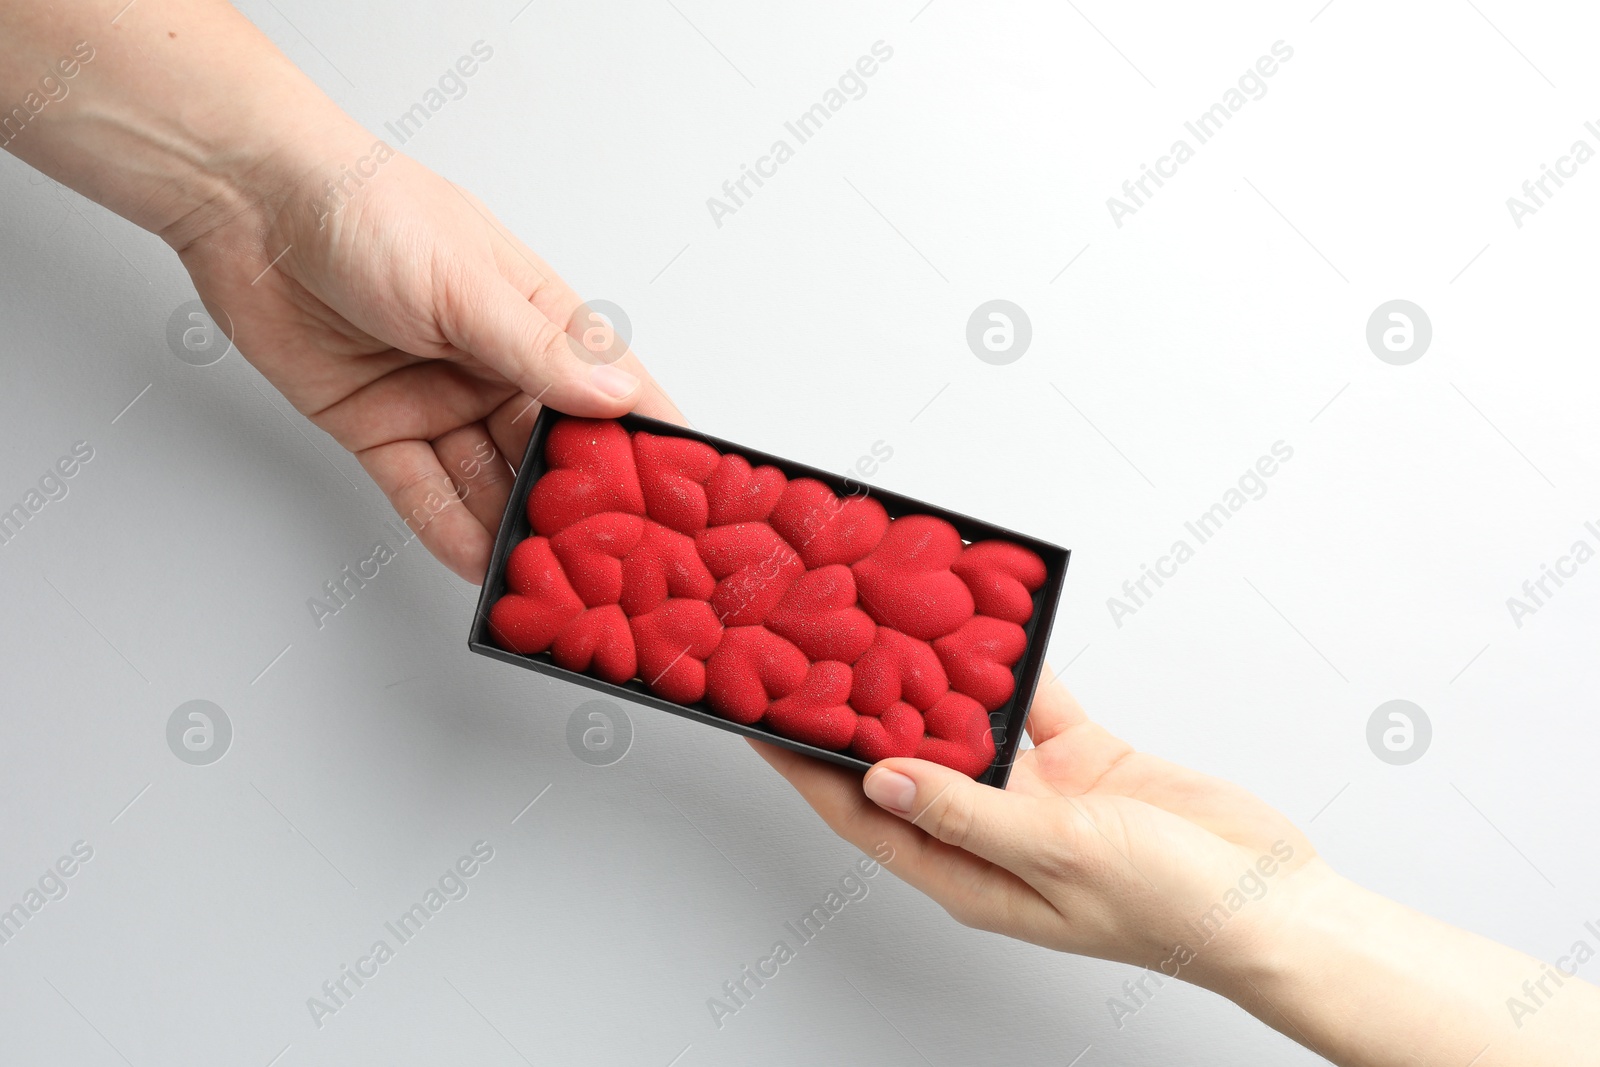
[
  {"xmin": 444, "ymin": 274, "xmax": 642, "ymax": 415},
  {"xmin": 863, "ymin": 758, "xmax": 1060, "ymax": 876}
]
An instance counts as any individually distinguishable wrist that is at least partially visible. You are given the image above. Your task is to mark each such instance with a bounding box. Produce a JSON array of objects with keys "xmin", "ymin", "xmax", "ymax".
[
  {"xmin": 1186, "ymin": 856, "xmax": 1361, "ymax": 1002},
  {"xmin": 1187, "ymin": 859, "xmax": 1581, "ymax": 1067},
  {"xmin": 155, "ymin": 95, "xmax": 372, "ymax": 254},
  {"xmin": 1, "ymin": 0, "xmax": 375, "ymax": 252}
]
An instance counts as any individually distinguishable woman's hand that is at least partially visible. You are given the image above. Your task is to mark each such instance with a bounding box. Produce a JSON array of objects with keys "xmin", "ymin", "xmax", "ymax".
[
  {"xmin": 752, "ymin": 678, "xmax": 1321, "ymax": 989},
  {"xmin": 172, "ymin": 124, "xmax": 681, "ymax": 583},
  {"xmin": 755, "ymin": 680, "xmax": 1600, "ymax": 1066}
]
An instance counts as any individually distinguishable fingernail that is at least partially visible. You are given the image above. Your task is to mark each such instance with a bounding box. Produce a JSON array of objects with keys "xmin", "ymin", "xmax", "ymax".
[
  {"xmin": 590, "ymin": 364, "xmax": 639, "ymax": 399},
  {"xmin": 863, "ymin": 769, "xmax": 916, "ymax": 815}
]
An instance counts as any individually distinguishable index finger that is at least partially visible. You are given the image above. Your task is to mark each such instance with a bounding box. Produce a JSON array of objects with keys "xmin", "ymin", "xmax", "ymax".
[{"xmin": 1023, "ymin": 665, "xmax": 1091, "ymax": 746}]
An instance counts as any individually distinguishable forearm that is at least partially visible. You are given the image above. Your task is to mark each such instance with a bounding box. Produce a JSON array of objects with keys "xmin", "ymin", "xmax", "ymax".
[
  {"xmin": 1214, "ymin": 864, "xmax": 1600, "ymax": 1066},
  {"xmin": 0, "ymin": 0, "xmax": 364, "ymax": 247}
]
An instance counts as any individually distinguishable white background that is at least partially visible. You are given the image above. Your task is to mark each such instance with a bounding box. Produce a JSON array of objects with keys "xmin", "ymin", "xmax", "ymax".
[{"xmin": 2, "ymin": 1, "xmax": 1598, "ymax": 1064}]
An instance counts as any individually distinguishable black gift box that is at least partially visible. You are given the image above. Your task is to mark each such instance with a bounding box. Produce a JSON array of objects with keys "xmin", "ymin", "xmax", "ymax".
[{"xmin": 468, "ymin": 408, "xmax": 1069, "ymax": 788}]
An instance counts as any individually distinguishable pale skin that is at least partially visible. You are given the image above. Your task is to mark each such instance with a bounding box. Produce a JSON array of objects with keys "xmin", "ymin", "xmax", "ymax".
[
  {"xmin": 1, "ymin": 0, "xmax": 683, "ymax": 583},
  {"xmin": 754, "ymin": 684, "xmax": 1600, "ymax": 1065},
  {"xmin": 5, "ymin": 4, "xmax": 1596, "ymax": 1064}
]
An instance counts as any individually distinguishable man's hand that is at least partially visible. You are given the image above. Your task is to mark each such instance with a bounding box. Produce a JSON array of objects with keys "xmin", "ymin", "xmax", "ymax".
[
  {"xmin": 2, "ymin": 0, "xmax": 681, "ymax": 584},
  {"xmin": 175, "ymin": 135, "xmax": 681, "ymax": 583}
]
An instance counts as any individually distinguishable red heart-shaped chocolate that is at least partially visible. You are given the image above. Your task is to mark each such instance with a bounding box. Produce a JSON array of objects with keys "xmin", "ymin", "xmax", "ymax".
[
  {"xmin": 850, "ymin": 700, "xmax": 924, "ymax": 762},
  {"xmin": 951, "ymin": 541, "xmax": 1046, "ymax": 625},
  {"xmin": 495, "ymin": 418, "xmax": 1043, "ymax": 784},
  {"xmin": 769, "ymin": 478, "xmax": 889, "ymax": 569},
  {"xmin": 550, "ymin": 512, "xmax": 645, "ymax": 607},
  {"xmin": 916, "ymin": 691, "xmax": 995, "ymax": 777},
  {"xmin": 933, "ymin": 616, "xmax": 1026, "ymax": 711},
  {"xmin": 620, "ymin": 520, "xmax": 715, "ymax": 617},
  {"xmin": 849, "ymin": 627, "xmax": 949, "ymax": 715},
  {"xmin": 703, "ymin": 625, "xmax": 809, "ymax": 724},
  {"xmin": 763, "ymin": 661, "xmax": 858, "ymax": 750},
  {"xmin": 528, "ymin": 418, "xmax": 646, "ymax": 536},
  {"xmin": 488, "ymin": 537, "xmax": 584, "ymax": 653},
  {"xmin": 706, "ymin": 454, "xmax": 787, "ymax": 526},
  {"xmin": 633, "ymin": 431, "xmax": 721, "ymax": 534},
  {"xmin": 852, "ymin": 515, "xmax": 974, "ymax": 641},
  {"xmin": 695, "ymin": 522, "xmax": 804, "ymax": 626},
  {"xmin": 551, "ymin": 604, "xmax": 636, "ymax": 684},
  {"xmin": 629, "ymin": 599, "xmax": 724, "ymax": 705},
  {"xmin": 763, "ymin": 564, "xmax": 875, "ymax": 664}
]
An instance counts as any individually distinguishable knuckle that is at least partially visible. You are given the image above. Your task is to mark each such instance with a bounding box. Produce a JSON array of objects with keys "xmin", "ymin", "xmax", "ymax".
[
  {"xmin": 926, "ymin": 787, "xmax": 977, "ymax": 851},
  {"xmin": 438, "ymin": 267, "xmax": 490, "ymax": 338},
  {"xmin": 531, "ymin": 315, "xmax": 574, "ymax": 366},
  {"xmin": 468, "ymin": 456, "xmax": 512, "ymax": 491},
  {"xmin": 391, "ymin": 465, "xmax": 448, "ymax": 500},
  {"xmin": 390, "ymin": 472, "xmax": 465, "ymax": 537},
  {"xmin": 1031, "ymin": 806, "xmax": 1084, "ymax": 880}
]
